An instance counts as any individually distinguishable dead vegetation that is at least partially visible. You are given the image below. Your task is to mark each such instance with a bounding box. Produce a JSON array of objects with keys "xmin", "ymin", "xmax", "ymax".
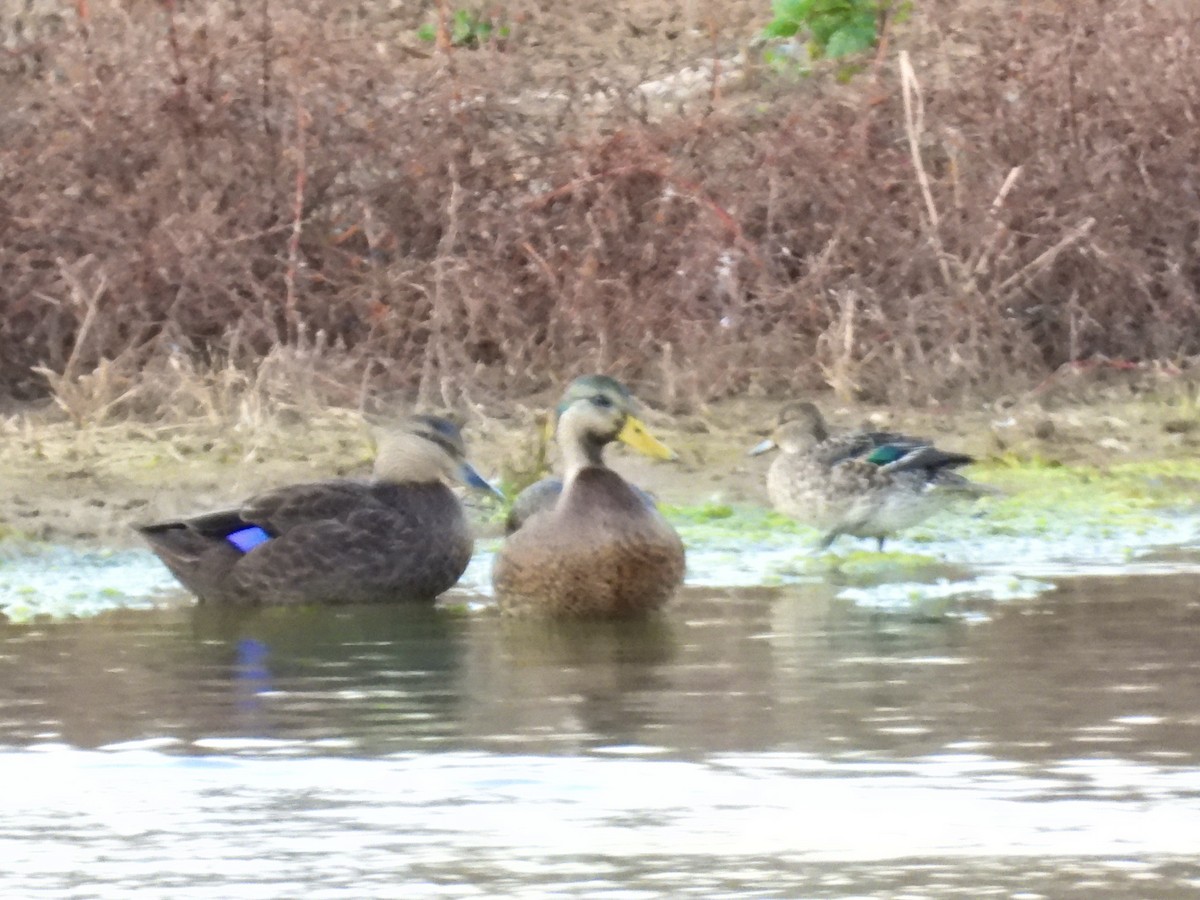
[{"xmin": 2, "ymin": 0, "xmax": 1199, "ymax": 422}]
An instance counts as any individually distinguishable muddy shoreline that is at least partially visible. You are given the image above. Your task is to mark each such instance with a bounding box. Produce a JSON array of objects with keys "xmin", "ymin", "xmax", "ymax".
[{"xmin": 3, "ymin": 380, "xmax": 1200, "ymax": 550}]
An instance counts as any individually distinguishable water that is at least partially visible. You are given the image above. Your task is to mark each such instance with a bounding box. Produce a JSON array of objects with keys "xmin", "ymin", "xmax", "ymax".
[{"xmin": 3, "ymin": 575, "xmax": 1200, "ymax": 897}]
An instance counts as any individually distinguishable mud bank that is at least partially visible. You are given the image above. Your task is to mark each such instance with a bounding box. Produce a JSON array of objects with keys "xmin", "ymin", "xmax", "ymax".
[{"xmin": 2, "ymin": 391, "xmax": 1199, "ymax": 548}]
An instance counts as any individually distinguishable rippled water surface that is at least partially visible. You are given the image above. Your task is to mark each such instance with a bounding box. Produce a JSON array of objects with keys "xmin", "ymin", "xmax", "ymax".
[{"xmin": 4, "ymin": 573, "xmax": 1200, "ymax": 897}]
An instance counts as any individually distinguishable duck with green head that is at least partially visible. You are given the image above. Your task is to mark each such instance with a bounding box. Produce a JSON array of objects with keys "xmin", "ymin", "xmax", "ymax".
[
  {"xmin": 494, "ymin": 375, "xmax": 685, "ymax": 618},
  {"xmin": 750, "ymin": 401, "xmax": 987, "ymax": 551},
  {"xmin": 138, "ymin": 415, "xmax": 502, "ymax": 606}
]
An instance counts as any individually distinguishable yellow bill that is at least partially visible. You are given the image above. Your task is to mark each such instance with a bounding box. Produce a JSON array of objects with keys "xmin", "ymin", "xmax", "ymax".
[{"xmin": 616, "ymin": 416, "xmax": 677, "ymax": 461}]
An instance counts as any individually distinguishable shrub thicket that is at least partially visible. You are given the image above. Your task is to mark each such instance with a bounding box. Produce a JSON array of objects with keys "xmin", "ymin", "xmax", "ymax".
[{"xmin": 2, "ymin": 0, "xmax": 1198, "ymax": 415}]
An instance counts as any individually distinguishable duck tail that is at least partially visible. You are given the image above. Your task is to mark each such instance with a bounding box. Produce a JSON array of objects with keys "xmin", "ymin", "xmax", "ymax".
[
  {"xmin": 928, "ymin": 470, "xmax": 1002, "ymax": 498},
  {"xmin": 136, "ymin": 514, "xmax": 248, "ymax": 602}
]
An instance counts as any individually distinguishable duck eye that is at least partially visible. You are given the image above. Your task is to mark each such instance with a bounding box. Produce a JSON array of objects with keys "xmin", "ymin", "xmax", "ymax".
[{"xmin": 591, "ymin": 394, "xmax": 613, "ymax": 409}]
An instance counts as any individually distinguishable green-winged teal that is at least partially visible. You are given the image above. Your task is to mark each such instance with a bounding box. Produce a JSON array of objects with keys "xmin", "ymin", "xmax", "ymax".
[
  {"xmin": 493, "ymin": 376, "xmax": 685, "ymax": 617},
  {"xmin": 139, "ymin": 415, "xmax": 501, "ymax": 605},
  {"xmin": 750, "ymin": 401, "xmax": 986, "ymax": 550}
]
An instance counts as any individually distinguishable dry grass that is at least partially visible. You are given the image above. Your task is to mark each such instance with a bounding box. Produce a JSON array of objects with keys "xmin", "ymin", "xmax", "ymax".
[{"xmin": 3, "ymin": 0, "xmax": 1199, "ymax": 422}]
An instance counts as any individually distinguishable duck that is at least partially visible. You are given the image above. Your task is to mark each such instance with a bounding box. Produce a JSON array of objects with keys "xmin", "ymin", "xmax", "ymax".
[
  {"xmin": 504, "ymin": 375, "xmax": 670, "ymax": 534},
  {"xmin": 138, "ymin": 415, "xmax": 502, "ymax": 606},
  {"xmin": 493, "ymin": 376, "xmax": 685, "ymax": 617},
  {"xmin": 749, "ymin": 401, "xmax": 987, "ymax": 551}
]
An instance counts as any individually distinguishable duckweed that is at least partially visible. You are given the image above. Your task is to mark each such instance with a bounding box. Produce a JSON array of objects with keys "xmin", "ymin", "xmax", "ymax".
[{"xmin": 662, "ymin": 502, "xmax": 736, "ymax": 523}]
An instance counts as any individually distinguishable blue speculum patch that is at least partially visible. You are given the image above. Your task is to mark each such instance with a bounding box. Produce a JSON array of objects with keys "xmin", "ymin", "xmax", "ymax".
[{"xmin": 227, "ymin": 526, "xmax": 271, "ymax": 553}]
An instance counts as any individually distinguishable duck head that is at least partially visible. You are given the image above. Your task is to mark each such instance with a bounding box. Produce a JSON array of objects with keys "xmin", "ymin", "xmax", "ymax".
[
  {"xmin": 748, "ymin": 401, "xmax": 830, "ymax": 456},
  {"xmin": 375, "ymin": 414, "xmax": 504, "ymax": 498},
  {"xmin": 555, "ymin": 375, "xmax": 676, "ymax": 473}
]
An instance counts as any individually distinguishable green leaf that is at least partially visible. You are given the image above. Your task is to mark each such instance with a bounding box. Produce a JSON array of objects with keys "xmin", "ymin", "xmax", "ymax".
[
  {"xmin": 825, "ymin": 19, "xmax": 875, "ymax": 57},
  {"xmin": 762, "ymin": 20, "xmax": 801, "ymax": 38},
  {"xmin": 762, "ymin": 0, "xmax": 881, "ymax": 70},
  {"xmin": 772, "ymin": 0, "xmax": 814, "ymax": 21},
  {"xmin": 451, "ymin": 10, "xmax": 474, "ymax": 45},
  {"xmin": 416, "ymin": 23, "xmax": 436, "ymax": 42}
]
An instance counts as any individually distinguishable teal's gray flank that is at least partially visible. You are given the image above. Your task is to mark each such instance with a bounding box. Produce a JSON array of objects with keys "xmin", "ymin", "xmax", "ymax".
[{"xmin": 753, "ymin": 402, "xmax": 986, "ymax": 551}]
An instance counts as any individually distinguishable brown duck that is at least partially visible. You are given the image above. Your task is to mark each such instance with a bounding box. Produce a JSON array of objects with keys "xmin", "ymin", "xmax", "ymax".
[
  {"xmin": 139, "ymin": 415, "xmax": 501, "ymax": 606},
  {"xmin": 493, "ymin": 376, "xmax": 685, "ymax": 618}
]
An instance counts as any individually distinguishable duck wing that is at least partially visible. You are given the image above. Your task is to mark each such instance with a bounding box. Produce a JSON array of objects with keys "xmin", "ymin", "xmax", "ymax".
[
  {"xmin": 229, "ymin": 482, "xmax": 468, "ymax": 604},
  {"xmin": 869, "ymin": 444, "xmax": 974, "ymax": 474},
  {"xmin": 136, "ymin": 481, "xmax": 385, "ymax": 591},
  {"xmin": 239, "ymin": 479, "xmax": 382, "ymax": 535},
  {"xmin": 822, "ymin": 428, "xmax": 972, "ymax": 474},
  {"xmin": 817, "ymin": 429, "xmax": 920, "ymax": 465},
  {"xmin": 506, "ymin": 478, "xmax": 564, "ymax": 535}
]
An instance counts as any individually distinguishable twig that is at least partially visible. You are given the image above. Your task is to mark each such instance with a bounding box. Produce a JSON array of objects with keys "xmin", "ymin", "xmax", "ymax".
[
  {"xmin": 436, "ymin": 0, "xmax": 452, "ymax": 53},
  {"xmin": 60, "ymin": 264, "xmax": 106, "ymax": 388},
  {"xmin": 706, "ymin": 19, "xmax": 722, "ymax": 111},
  {"xmin": 283, "ymin": 86, "xmax": 310, "ymax": 345},
  {"xmin": 969, "ymin": 166, "xmax": 1023, "ymax": 277},
  {"xmin": 898, "ymin": 51, "xmax": 952, "ymax": 288},
  {"xmin": 519, "ymin": 241, "xmax": 560, "ymax": 290},
  {"xmin": 870, "ymin": 0, "xmax": 895, "ymax": 85},
  {"xmin": 34, "ymin": 264, "xmax": 111, "ymax": 426},
  {"xmin": 817, "ymin": 289, "xmax": 860, "ymax": 402},
  {"xmin": 994, "ymin": 217, "xmax": 1096, "ymax": 300},
  {"xmin": 419, "ymin": 162, "xmax": 464, "ymax": 409},
  {"xmin": 991, "ymin": 165, "xmax": 1024, "ymax": 212},
  {"xmin": 260, "ymin": 0, "xmax": 276, "ymax": 140}
]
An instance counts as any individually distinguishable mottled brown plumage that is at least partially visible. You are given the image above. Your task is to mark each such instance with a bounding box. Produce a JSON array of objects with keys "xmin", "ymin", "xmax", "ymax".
[
  {"xmin": 139, "ymin": 416, "xmax": 500, "ymax": 606},
  {"xmin": 493, "ymin": 378, "xmax": 684, "ymax": 618},
  {"xmin": 749, "ymin": 401, "xmax": 987, "ymax": 550}
]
